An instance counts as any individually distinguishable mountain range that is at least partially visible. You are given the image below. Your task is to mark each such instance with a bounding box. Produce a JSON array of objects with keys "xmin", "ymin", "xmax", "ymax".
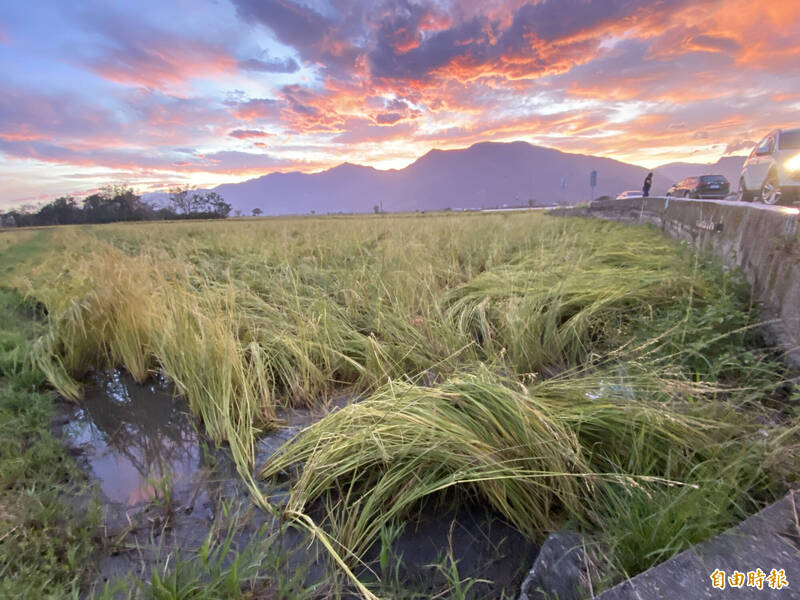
[{"xmin": 145, "ymin": 142, "xmax": 746, "ymax": 215}]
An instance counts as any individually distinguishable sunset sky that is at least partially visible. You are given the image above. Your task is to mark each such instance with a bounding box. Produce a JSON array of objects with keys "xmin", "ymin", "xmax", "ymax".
[{"xmin": 1, "ymin": 0, "xmax": 799, "ymax": 207}]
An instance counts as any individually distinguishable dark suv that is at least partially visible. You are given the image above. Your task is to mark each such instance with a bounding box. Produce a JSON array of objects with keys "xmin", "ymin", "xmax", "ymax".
[{"xmin": 666, "ymin": 175, "xmax": 730, "ymax": 199}]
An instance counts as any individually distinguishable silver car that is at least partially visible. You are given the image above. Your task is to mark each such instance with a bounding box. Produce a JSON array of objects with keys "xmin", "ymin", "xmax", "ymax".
[{"xmin": 738, "ymin": 128, "xmax": 800, "ymax": 204}]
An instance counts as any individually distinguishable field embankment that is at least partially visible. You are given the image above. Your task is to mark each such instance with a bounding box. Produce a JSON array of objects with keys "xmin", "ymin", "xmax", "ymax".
[
  {"xmin": 0, "ymin": 252, "xmax": 100, "ymax": 597},
  {"xmin": 2, "ymin": 212, "xmax": 798, "ymax": 597}
]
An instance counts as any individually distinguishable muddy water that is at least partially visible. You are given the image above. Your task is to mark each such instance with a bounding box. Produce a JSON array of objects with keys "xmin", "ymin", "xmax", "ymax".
[
  {"xmin": 54, "ymin": 370, "xmax": 327, "ymax": 589},
  {"xmin": 58, "ymin": 370, "xmax": 202, "ymax": 506},
  {"xmin": 55, "ymin": 370, "xmax": 536, "ymax": 597},
  {"xmin": 57, "ymin": 370, "xmax": 328, "ymax": 509}
]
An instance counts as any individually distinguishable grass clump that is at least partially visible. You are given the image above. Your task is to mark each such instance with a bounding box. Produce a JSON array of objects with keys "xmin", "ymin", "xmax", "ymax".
[
  {"xmin": 98, "ymin": 522, "xmax": 319, "ymax": 600},
  {"xmin": 0, "ymin": 287, "xmax": 100, "ymax": 598}
]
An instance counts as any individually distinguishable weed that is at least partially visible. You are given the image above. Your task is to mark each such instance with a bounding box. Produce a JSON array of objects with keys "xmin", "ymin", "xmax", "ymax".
[
  {"xmin": 97, "ymin": 518, "xmax": 321, "ymax": 600},
  {"xmin": 0, "ymin": 287, "xmax": 100, "ymax": 598},
  {"xmin": 146, "ymin": 470, "xmax": 175, "ymax": 517},
  {"xmin": 378, "ymin": 521, "xmax": 406, "ymax": 594},
  {"xmin": 428, "ymin": 523, "xmax": 491, "ymax": 600}
]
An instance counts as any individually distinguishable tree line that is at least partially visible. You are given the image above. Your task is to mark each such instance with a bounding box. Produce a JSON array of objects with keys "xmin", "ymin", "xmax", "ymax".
[{"xmin": 0, "ymin": 186, "xmax": 232, "ymax": 228}]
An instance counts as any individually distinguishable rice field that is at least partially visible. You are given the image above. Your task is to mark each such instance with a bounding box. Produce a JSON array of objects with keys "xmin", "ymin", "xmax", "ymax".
[{"xmin": 3, "ymin": 212, "xmax": 798, "ymax": 596}]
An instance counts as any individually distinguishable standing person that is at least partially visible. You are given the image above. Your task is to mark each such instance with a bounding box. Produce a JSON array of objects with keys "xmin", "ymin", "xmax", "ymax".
[{"xmin": 642, "ymin": 172, "xmax": 653, "ymax": 197}]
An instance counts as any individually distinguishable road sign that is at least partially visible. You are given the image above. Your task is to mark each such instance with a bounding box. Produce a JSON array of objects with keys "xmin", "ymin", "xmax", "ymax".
[{"xmin": 589, "ymin": 170, "xmax": 598, "ymax": 202}]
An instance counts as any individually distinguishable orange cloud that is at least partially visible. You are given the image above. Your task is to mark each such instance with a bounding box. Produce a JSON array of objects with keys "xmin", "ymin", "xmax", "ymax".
[{"xmin": 0, "ymin": 131, "xmax": 48, "ymax": 142}]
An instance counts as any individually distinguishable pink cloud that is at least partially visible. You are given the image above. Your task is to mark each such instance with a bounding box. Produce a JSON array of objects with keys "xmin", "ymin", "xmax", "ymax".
[
  {"xmin": 230, "ymin": 98, "xmax": 280, "ymax": 121},
  {"xmin": 229, "ymin": 129, "xmax": 271, "ymax": 139},
  {"xmin": 87, "ymin": 41, "xmax": 236, "ymax": 89}
]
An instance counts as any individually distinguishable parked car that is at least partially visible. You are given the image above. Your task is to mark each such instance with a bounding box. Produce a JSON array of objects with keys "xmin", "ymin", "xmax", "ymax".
[
  {"xmin": 616, "ymin": 190, "xmax": 643, "ymax": 200},
  {"xmin": 666, "ymin": 175, "xmax": 729, "ymax": 199},
  {"xmin": 738, "ymin": 128, "xmax": 800, "ymax": 204}
]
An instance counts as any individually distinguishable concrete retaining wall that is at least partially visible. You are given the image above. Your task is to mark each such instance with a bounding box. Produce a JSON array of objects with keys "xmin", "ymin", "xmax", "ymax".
[
  {"xmin": 567, "ymin": 196, "xmax": 800, "ymax": 369},
  {"xmin": 595, "ymin": 492, "xmax": 800, "ymax": 600}
]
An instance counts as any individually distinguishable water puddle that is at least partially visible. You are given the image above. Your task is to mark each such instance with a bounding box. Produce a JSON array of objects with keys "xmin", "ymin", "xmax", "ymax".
[
  {"xmin": 53, "ymin": 370, "xmax": 330, "ymax": 589},
  {"xmin": 58, "ymin": 370, "xmax": 201, "ymax": 506},
  {"xmin": 55, "ymin": 370, "xmax": 339, "ymax": 510}
]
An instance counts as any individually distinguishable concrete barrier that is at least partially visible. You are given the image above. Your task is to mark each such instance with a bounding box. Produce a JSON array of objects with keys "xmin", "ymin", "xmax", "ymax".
[
  {"xmin": 551, "ymin": 197, "xmax": 800, "ymax": 600},
  {"xmin": 595, "ymin": 492, "xmax": 800, "ymax": 600},
  {"xmin": 569, "ymin": 196, "xmax": 800, "ymax": 369}
]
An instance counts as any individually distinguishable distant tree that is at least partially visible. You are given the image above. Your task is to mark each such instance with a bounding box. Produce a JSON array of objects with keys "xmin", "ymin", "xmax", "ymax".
[
  {"xmin": 169, "ymin": 187, "xmax": 231, "ymax": 219},
  {"xmin": 37, "ymin": 196, "xmax": 82, "ymax": 225},
  {"xmin": 204, "ymin": 192, "xmax": 231, "ymax": 218},
  {"xmin": 528, "ymin": 198, "xmax": 535, "ymax": 208},
  {"xmin": 373, "ymin": 205, "xmax": 380, "ymax": 214},
  {"xmin": 81, "ymin": 185, "xmax": 149, "ymax": 223},
  {"xmin": 113, "ymin": 187, "xmax": 150, "ymax": 221},
  {"xmin": 82, "ymin": 193, "xmax": 105, "ymax": 220},
  {"xmin": 251, "ymin": 208, "xmax": 262, "ymax": 217},
  {"xmin": 5, "ymin": 184, "xmax": 234, "ymax": 228},
  {"xmin": 168, "ymin": 187, "xmax": 192, "ymax": 215},
  {"xmin": 5, "ymin": 205, "xmax": 36, "ymax": 227},
  {"xmin": 0, "ymin": 212, "xmax": 15, "ymax": 227},
  {"xmin": 234, "ymin": 210, "xmax": 242, "ymax": 217}
]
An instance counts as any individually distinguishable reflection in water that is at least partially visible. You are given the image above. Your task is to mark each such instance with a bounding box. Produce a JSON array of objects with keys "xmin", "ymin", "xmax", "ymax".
[
  {"xmin": 55, "ymin": 371, "xmax": 338, "ymax": 589},
  {"xmin": 63, "ymin": 370, "xmax": 202, "ymax": 506},
  {"xmin": 59, "ymin": 370, "xmax": 341, "ymax": 508}
]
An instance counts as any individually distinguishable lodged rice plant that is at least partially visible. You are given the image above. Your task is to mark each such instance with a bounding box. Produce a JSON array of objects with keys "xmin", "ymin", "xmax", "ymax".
[
  {"xmin": 262, "ymin": 371, "xmax": 591, "ymax": 559},
  {"xmin": 259, "ymin": 361, "xmax": 796, "ymax": 592},
  {"xmin": 441, "ymin": 238, "xmax": 706, "ymax": 373},
  {"xmin": 258, "ymin": 363, "xmax": 746, "ymax": 542}
]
